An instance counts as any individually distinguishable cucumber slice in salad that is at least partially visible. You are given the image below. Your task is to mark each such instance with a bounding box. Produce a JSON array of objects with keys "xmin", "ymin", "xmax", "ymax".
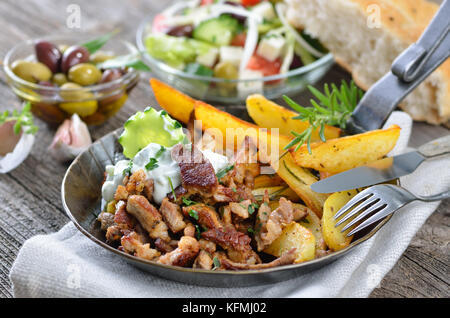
[
  {"xmin": 119, "ymin": 107, "xmax": 186, "ymax": 159},
  {"xmin": 193, "ymin": 15, "xmax": 240, "ymax": 46}
]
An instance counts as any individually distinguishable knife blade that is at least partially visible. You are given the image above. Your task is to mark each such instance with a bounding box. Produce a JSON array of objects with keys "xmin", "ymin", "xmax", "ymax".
[
  {"xmin": 312, "ymin": 135, "xmax": 450, "ymax": 193},
  {"xmin": 310, "ymin": 151, "xmax": 425, "ymax": 193}
]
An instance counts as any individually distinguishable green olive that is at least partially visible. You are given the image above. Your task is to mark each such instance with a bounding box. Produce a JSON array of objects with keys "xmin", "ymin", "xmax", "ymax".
[
  {"xmin": 214, "ymin": 62, "xmax": 239, "ymax": 80},
  {"xmin": 52, "ymin": 73, "xmax": 68, "ymax": 86},
  {"xmin": 60, "ymin": 82, "xmax": 98, "ymax": 116},
  {"xmin": 11, "ymin": 60, "xmax": 52, "ymax": 83},
  {"xmin": 60, "ymin": 82, "xmax": 88, "ymax": 100},
  {"xmin": 90, "ymin": 51, "xmax": 115, "ymax": 64},
  {"xmin": 214, "ymin": 62, "xmax": 238, "ymax": 93},
  {"xmin": 68, "ymin": 63, "xmax": 102, "ymax": 86}
]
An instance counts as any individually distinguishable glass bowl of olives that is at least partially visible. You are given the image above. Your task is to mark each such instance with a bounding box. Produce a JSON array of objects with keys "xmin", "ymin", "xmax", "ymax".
[{"xmin": 3, "ymin": 36, "xmax": 140, "ymax": 125}]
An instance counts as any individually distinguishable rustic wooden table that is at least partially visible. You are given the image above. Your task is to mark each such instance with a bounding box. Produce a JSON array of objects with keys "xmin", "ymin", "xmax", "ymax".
[{"xmin": 0, "ymin": 0, "xmax": 448, "ymax": 298}]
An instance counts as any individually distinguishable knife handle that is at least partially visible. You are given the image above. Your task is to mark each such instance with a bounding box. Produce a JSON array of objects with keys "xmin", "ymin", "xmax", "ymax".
[{"xmin": 418, "ymin": 135, "xmax": 450, "ymax": 158}]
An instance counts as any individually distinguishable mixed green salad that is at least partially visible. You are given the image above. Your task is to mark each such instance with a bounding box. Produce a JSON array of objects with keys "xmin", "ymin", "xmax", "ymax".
[{"xmin": 144, "ymin": 0, "xmax": 327, "ymax": 95}]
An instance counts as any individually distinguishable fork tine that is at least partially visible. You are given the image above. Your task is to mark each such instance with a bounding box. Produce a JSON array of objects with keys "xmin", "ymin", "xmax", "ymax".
[
  {"xmin": 340, "ymin": 201, "xmax": 386, "ymax": 232},
  {"xmin": 333, "ymin": 190, "xmax": 373, "ymax": 220},
  {"xmin": 335, "ymin": 196, "xmax": 380, "ymax": 227},
  {"xmin": 347, "ymin": 205, "xmax": 393, "ymax": 237}
]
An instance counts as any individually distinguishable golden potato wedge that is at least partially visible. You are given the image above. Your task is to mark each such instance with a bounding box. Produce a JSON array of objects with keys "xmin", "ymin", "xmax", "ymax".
[
  {"xmin": 269, "ymin": 201, "xmax": 327, "ymax": 252},
  {"xmin": 194, "ymin": 100, "xmax": 292, "ymax": 152},
  {"xmin": 298, "ymin": 206, "xmax": 327, "ymax": 252},
  {"xmin": 273, "ymin": 154, "xmax": 328, "ymax": 217},
  {"xmin": 264, "ymin": 222, "xmax": 316, "ymax": 263},
  {"xmin": 252, "ymin": 186, "xmax": 300, "ymax": 202},
  {"xmin": 246, "ymin": 94, "xmax": 341, "ymax": 140},
  {"xmin": 254, "ymin": 174, "xmax": 286, "ymax": 188},
  {"xmin": 322, "ymin": 189, "xmax": 359, "ymax": 251},
  {"xmin": 289, "ymin": 125, "xmax": 401, "ymax": 174},
  {"xmin": 150, "ymin": 78, "xmax": 196, "ymax": 124}
]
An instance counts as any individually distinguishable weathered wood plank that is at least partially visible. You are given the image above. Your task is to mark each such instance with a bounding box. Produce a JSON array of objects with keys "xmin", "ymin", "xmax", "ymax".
[{"xmin": 0, "ymin": 0, "xmax": 448, "ymax": 298}]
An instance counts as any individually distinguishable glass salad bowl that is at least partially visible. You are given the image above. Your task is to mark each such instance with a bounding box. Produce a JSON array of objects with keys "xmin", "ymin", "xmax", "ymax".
[
  {"xmin": 3, "ymin": 36, "xmax": 140, "ymax": 126},
  {"xmin": 136, "ymin": 1, "xmax": 334, "ymax": 104}
]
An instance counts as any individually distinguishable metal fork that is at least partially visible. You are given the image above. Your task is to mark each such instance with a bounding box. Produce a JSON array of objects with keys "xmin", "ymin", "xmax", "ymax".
[{"xmin": 334, "ymin": 184, "xmax": 450, "ymax": 237}]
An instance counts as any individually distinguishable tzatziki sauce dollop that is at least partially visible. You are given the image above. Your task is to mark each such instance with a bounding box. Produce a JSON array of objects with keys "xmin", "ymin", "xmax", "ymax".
[{"xmin": 101, "ymin": 143, "xmax": 229, "ymax": 205}]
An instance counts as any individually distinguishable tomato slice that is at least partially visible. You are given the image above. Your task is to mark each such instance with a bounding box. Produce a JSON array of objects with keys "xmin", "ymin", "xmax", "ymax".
[
  {"xmin": 152, "ymin": 14, "xmax": 169, "ymax": 33},
  {"xmin": 230, "ymin": 33, "xmax": 247, "ymax": 47},
  {"xmin": 241, "ymin": 0, "xmax": 261, "ymax": 7},
  {"xmin": 247, "ymin": 54, "xmax": 282, "ymax": 77},
  {"xmin": 201, "ymin": 0, "xmax": 215, "ymax": 5}
]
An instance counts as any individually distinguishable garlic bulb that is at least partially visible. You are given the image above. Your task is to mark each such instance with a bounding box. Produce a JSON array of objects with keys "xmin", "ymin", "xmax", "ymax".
[
  {"xmin": 0, "ymin": 121, "xmax": 35, "ymax": 173},
  {"xmin": 48, "ymin": 114, "xmax": 92, "ymax": 162}
]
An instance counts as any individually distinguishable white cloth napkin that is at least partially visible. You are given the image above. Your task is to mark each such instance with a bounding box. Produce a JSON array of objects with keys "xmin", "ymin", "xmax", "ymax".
[{"xmin": 9, "ymin": 112, "xmax": 450, "ymax": 298}]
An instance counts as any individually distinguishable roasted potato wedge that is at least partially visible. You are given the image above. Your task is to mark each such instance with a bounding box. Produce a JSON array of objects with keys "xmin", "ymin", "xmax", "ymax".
[
  {"xmin": 290, "ymin": 125, "xmax": 401, "ymax": 174},
  {"xmin": 298, "ymin": 206, "xmax": 327, "ymax": 252},
  {"xmin": 264, "ymin": 222, "xmax": 316, "ymax": 263},
  {"xmin": 322, "ymin": 189, "xmax": 359, "ymax": 251},
  {"xmin": 194, "ymin": 100, "xmax": 292, "ymax": 152},
  {"xmin": 269, "ymin": 201, "xmax": 327, "ymax": 252},
  {"xmin": 246, "ymin": 94, "xmax": 341, "ymax": 140},
  {"xmin": 254, "ymin": 174, "xmax": 286, "ymax": 188},
  {"xmin": 150, "ymin": 78, "xmax": 196, "ymax": 124},
  {"xmin": 252, "ymin": 186, "xmax": 300, "ymax": 202},
  {"xmin": 273, "ymin": 154, "xmax": 328, "ymax": 217}
]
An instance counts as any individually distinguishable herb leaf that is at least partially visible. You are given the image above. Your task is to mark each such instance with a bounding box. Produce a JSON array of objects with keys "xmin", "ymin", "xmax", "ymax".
[
  {"xmin": 155, "ymin": 145, "xmax": 166, "ymax": 158},
  {"xmin": 123, "ymin": 161, "xmax": 133, "ymax": 177},
  {"xmin": 145, "ymin": 158, "xmax": 158, "ymax": 170},
  {"xmin": 0, "ymin": 102, "xmax": 39, "ymax": 135},
  {"xmin": 188, "ymin": 209, "xmax": 199, "ymax": 221},
  {"xmin": 216, "ymin": 164, "xmax": 235, "ymax": 181},
  {"xmin": 96, "ymin": 53, "xmax": 150, "ymax": 71},
  {"xmin": 195, "ymin": 225, "xmax": 203, "ymax": 240},
  {"xmin": 81, "ymin": 30, "xmax": 118, "ymax": 54},
  {"xmin": 182, "ymin": 197, "xmax": 198, "ymax": 206},
  {"xmin": 212, "ymin": 257, "xmax": 221, "ymax": 270},
  {"xmin": 283, "ymin": 81, "xmax": 363, "ymax": 154},
  {"xmin": 168, "ymin": 176, "xmax": 176, "ymax": 201},
  {"xmin": 248, "ymin": 202, "xmax": 259, "ymax": 215}
]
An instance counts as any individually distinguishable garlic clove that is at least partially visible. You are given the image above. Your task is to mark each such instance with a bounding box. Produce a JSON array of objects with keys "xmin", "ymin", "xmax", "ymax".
[
  {"xmin": 0, "ymin": 121, "xmax": 22, "ymax": 156},
  {"xmin": 48, "ymin": 114, "xmax": 92, "ymax": 162},
  {"xmin": 0, "ymin": 121, "xmax": 35, "ymax": 174}
]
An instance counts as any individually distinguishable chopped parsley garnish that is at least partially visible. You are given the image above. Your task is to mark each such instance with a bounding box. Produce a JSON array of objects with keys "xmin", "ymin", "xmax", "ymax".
[
  {"xmin": 195, "ymin": 225, "xmax": 202, "ymax": 240},
  {"xmin": 145, "ymin": 158, "xmax": 159, "ymax": 171},
  {"xmin": 231, "ymin": 187, "xmax": 237, "ymax": 193},
  {"xmin": 216, "ymin": 164, "xmax": 234, "ymax": 181},
  {"xmin": 189, "ymin": 209, "xmax": 199, "ymax": 221},
  {"xmin": 155, "ymin": 145, "xmax": 166, "ymax": 158},
  {"xmin": 173, "ymin": 120, "xmax": 182, "ymax": 129},
  {"xmin": 248, "ymin": 203, "xmax": 259, "ymax": 215},
  {"xmin": 168, "ymin": 177, "xmax": 176, "ymax": 200},
  {"xmin": 182, "ymin": 197, "xmax": 198, "ymax": 206},
  {"xmin": 212, "ymin": 256, "xmax": 221, "ymax": 270},
  {"xmin": 247, "ymin": 227, "xmax": 255, "ymax": 234},
  {"xmin": 122, "ymin": 161, "xmax": 133, "ymax": 177}
]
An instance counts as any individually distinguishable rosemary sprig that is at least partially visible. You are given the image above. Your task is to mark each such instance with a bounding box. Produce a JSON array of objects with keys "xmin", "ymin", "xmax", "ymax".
[
  {"xmin": 0, "ymin": 102, "xmax": 39, "ymax": 135},
  {"xmin": 283, "ymin": 80, "xmax": 364, "ymax": 154}
]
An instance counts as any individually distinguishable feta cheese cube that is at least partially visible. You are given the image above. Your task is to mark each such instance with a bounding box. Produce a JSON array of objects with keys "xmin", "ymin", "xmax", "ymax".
[
  {"xmin": 251, "ymin": 2, "xmax": 276, "ymax": 21},
  {"xmin": 196, "ymin": 47, "xmax": 219, "ymax": 68},
  {"xmin": 220, "ymin": 46, "xmax": 244, "ymax": 67},
  {"xmin": 238, "ymin": 69, "xmax": 264, "ymax": 98},
  {"xmin": 256, "ymin": 36, "xmax": 286, "ymax": 62}
]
